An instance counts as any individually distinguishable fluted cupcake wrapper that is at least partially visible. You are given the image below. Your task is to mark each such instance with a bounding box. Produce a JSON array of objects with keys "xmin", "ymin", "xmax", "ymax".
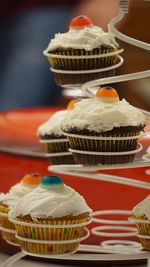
[
  {"xmin": 0, "ymin": 205, "xmax": 15, "ymax": 230},
  {"xmin": 48, "ymin": 154, "xmax": 75, "ymax": 165},
  {"xmin": 40, "ymin": 138, "xmax": 74, "ymax": 165},
  {"xmin": 66, "ymin": 131, "xmax": 141, "ymax": 152},
  {"xmin": 138, "ymin": 237, "xmax": 150, "ymax": 251},
  {"xmin": 130, "ymin": 217, "xmax": 150, "ymax": 251},
  {"xmin": 132, "ymin": 216, "xmax": 150, "ymax": 235},
  {"xmin": 72, "ymin": 152, "xmax": 136, "ymax": 165},
  {"xmin": 65, "ymin": 131, "xmax": 143, "ymax": 165},
  {"xmin": 53, "ymin": 69, "xmax": 116, "ymax": 86},
  {"xmin": 13, "ymin": 217, "xmax": 89, "ymax": 255},
  {"xmin": 16, "ymin": 238, "xmax": 79, "ymax": 255},
  {"xmin": 1, "ymin": 229, "xmax": 18, "ymax": 246},
  {"xmin": 0, "ymin": 204, "xmax": 18, "ymax": 245},
  {"xmin": 41, "ymin": 140, "xmax": 69, "ymax": 153},
  {"xmin": 45, "ymin": 47, "xmax": 122, "ymax": 86},
  {"xmin": 46, "ymin": 47, "xmax": 119, "ymax": 70}
]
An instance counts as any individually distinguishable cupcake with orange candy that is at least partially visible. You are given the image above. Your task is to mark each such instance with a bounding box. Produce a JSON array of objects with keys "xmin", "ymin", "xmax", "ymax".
[
  {"xmin": 37, "ymin": 100, "xmax": 79, "ymax": 165},
  {"xmin": 9, "ymin": 175, "xmax": 92, "ymax": 255},
  {"xmin": 43, "ymin": 15, "xmax": 122, "ymax": 86},
  {"xmin": 0, "ymin": 173, "xmax": 41, "ymax": 245},
  {"xmin": 61, "ymin": 87, "xmax": 146, "ymax": 165}
]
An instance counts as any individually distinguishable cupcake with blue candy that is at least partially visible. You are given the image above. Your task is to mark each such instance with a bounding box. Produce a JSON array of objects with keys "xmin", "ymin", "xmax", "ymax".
[{"xmin": 9, "ymin": 175, "xmax": 92, "ymax": 255}]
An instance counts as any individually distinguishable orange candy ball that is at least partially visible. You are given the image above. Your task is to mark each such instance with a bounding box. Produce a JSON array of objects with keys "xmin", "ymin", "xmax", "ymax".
[
  {"xmin": 96, "ymin": 87, "xmax": 119, "ymax": 102},
  {"xmin": 20, "ymin": 173, "xmax": 41, "ymax": 187},
  {"xmin": 70, "ymin": 15, "xmax": 93, "ymax": 29},
  {"xmin": 67, "ymin": 99, "xmax": 81, "ymax": 110}
]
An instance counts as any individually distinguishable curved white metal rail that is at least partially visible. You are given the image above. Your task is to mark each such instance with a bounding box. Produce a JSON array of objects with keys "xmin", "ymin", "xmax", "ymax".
[
  {"xmin": 48, "ymin": 164, "xmax": 150, "ymax": 190},
  {"xmin": 109, "ymin": 8, "xmax": 150, "ymax": 51},
  {"xmin": 82, "ymin": 70, "xmax": 150, "ymax": 98},
  {"xmin": 81, "ymin": 5, "xmax": 150, "ymax": 98},
  {"xmin": 0, "ymin": 252, "xmax": 25, "ymax": 267}
]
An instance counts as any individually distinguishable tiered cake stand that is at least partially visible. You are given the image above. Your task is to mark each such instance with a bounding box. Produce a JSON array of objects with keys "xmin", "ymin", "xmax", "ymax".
[{"xmin": 1, "ymin": 3, "xmax": 150, "ymax": 267}]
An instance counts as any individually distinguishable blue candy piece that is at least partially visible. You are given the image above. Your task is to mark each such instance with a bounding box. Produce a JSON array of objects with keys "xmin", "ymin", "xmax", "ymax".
[{"xmin": 40, "ymin": 175, "xmax": 63, "ymax": 189}]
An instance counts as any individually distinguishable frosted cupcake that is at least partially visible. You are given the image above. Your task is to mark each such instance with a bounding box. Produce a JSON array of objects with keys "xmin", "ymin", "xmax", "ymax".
[
  {"xmin": 43, "ymin": 15, "xmax": 122, "ymax": 86},
  {"xmin": 132, "ymin": 195, "xmax": 150, "ymax": 250},
  {"xmin": 37, "ymin": 101, "xmax": 79, "ymax": 165},
  {"xmin": 9, "ymin": 175, "xmax": 92, "ymax": 255},
  {"xmin": 0, "ymin": 173, "xmax": 41, "ymax": 245},
  {"xmin": 61, "ymin": 87, "xmax": 146, "ymax": 165},
  {"xmin": 143, "ymin": 146, "xmax": 150, "ymax": 161}
]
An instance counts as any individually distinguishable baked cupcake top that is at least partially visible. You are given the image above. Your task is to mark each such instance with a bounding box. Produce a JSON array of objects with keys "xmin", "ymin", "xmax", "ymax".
[
  {"xmin": 37, "ymin": 110, "xmax": 67, "ymax": 138},
  {"xmin": 45, "ymin": 15, "xmax": 118, "ymax": 52},
  {"xmin": 0, "ymin": 173, "xmax": 41, "ymax": 209},
  {"xmin": 132, "ymin": 195, "xmax": 150, "ymax": 219},
  {"xmin": 61, "ymin": 87, "xmax": 146, "ymax": 133},
  {"xmin": 37, "ymin": 100, "xmax": 80, "ymax": 138},
  {"xmin": 9, "ymin": 175, "xmax": 92, "ymax": 219}
]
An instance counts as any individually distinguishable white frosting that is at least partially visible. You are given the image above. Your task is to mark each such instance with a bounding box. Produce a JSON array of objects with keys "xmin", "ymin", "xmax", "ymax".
[
  {"xmin": 132, "ymin": 195, "xmax": 150, "ymax": 219},
  {"xmin": 146, "ymin": 145, "xmax": 150, "ymax": 154},
  {"xmin": 0, "ymin": 183, "xmax": 36, "ymax": 209},
  {"xmin": 9, "ymin": 185, "xmax": 92, "ymax": 219},
  {"xmin": 37, "ymin": 110, "xmax": 67, "ymax": 137},
  {"xmin": 61, "ymin": 98, "xmax": 145, "ymax": 133},
  {"xmin": 46, "ymin": 25, "xmax": 118, "ymax": 51}
]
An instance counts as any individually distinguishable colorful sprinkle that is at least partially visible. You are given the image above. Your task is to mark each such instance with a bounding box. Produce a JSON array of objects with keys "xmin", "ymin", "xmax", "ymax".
[
  {"xmin": 47, "ymin": 245, "xmax": 53, "ymax": 252},
  {"xmin": 64, "ymin": 228, "xmax": 69, "ymax": 234}
]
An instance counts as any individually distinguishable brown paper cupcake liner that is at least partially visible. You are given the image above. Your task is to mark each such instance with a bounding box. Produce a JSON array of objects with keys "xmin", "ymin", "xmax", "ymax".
[
  {"xmin": 71, "ymin": 151, "xmax": 136, "ymax": 165},
  {"xmin": 49, "ymin": 155, "xmax": 75, "ymax": 165},
  {"xmin": 64, "ymin": 129, "xmax": 143, "ymax": 165},
  {"xmin": 53, "ymin": 68, "xmax": 116, "ymax": 86},
  {"xmin": 43, "ymin": 141, "xmax": 69, "ymax": 153},
  {"xmin": 46, "ymin": 47, "xmax": 119, "ymax": 70},
  {"xmin": 66, "ymin": 131, "xmax": 141, "ymax": 152}
]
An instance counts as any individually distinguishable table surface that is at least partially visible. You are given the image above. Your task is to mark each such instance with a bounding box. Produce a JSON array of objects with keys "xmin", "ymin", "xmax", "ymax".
[{"xmin": 0, "ymin": 252, "xmax": 149, "ymax": 267}]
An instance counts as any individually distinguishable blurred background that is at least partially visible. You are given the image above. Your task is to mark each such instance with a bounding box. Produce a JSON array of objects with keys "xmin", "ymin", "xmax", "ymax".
[{"xmin": 0, "ymin": 0, "xmax": 149, "ymax": 111}]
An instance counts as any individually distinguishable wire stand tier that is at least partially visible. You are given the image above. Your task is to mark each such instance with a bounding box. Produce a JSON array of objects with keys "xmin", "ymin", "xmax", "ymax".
[{"xmin": 1, "ymin": 3, "xmax": 150, "ymax": 267}]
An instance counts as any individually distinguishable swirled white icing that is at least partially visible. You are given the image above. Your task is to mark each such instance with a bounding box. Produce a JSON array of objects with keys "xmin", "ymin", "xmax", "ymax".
[
  {"xmin": 132, "ymin": 195, "xmax": 150, "ymax": 219},
  {"xmin": 9, "ymin": 184, "xmax": 92, "ymax": 219},
  {"xmin": 37, "ymin": 110, "xmax": 67, "ymax": 137},
  {"xmin": 0, "ymin": 183, "xmax": 36, "ymax": 209},
  {"xmin": 146, "ymin": 146, "xmax": 150, "ymax": 154},
  {"xmin": 61, "ymin": 98, "xmax": 145, "ymax": 133},
  {"xmin": 45, "ymin": 25, "xmax": 118, "ymax": 52}
]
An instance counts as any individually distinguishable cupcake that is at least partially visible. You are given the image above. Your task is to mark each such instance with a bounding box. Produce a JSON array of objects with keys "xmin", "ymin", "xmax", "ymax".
[
  {"xmin": 9, "ymin": 175, "xmax": 92, "ymax": 255},
  {"xmin": 143, "ymin": 145, "xmax": 150, "ymax": 161},
  {"xmin": 0, "ymin": 173, "xmax": 41, "ymax": 245},
  {"xmin": 61, "ymin": 87, "xmax": 146, "ymax": 165},
  {"xmin": 132, "ymin": 195, "xmax": 150, "ymax": 250},
  {"xmin": 43, "ymin": 15, "xmax": 123, "ymax": 86},
  {"xmin": 37, "ymin": 100, "xmax": 79, "ymax": 165}
]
